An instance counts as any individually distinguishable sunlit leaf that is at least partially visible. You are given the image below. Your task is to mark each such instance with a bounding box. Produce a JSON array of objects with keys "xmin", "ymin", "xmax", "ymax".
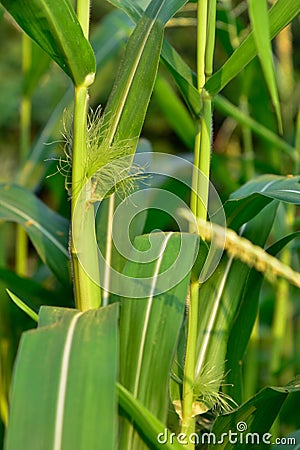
[
  {"xmin": 119, "ymin": 232, "xmax": 198, "ymax": 449},
  {"xmin": 6, "ymin": 290, "xmax": 38, "ymax": 322},
  {"xmin": 248, "ymin": 0, "xmax": 282, "ymax": 131}
]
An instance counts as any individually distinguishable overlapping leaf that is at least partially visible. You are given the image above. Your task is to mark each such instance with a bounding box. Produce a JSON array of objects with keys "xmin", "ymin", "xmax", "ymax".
[
  {"xmin": 248, "ymin": 0, "xmax": 282, "ymax": 131},
  {"xmin": 5, "ymin": 304, "xmax": 118, "ymax": 450},
  {"xmin": 119, "ymin": 232, "xmax": 198, "ymax": 449}
]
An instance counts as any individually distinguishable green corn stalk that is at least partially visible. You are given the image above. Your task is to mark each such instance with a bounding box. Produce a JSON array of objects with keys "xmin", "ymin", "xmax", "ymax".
[
  {"xmin": 15, "ymin": 34, "xmax": 32, "ymax": 277},
  {"xmin": 182, "ymin": 0, "xmax": 216, "ymax": 443},
  {"xmin": 70, "ymin": 0, "xmax": 100, "ymax": 311}
]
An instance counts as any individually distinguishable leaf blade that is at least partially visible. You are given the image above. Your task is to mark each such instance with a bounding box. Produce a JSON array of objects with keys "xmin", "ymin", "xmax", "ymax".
[
  {"xmin": 5, "ymin": 304, "xmax": 118, "ymax": 450},
  {"xmin": 248, "ymin": 0, "xmax": 282, "ymax": 131}
]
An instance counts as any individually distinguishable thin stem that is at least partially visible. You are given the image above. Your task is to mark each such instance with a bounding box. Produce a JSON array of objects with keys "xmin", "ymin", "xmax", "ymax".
[
  {"xmin": 197, "ymin": 97, "xmax": 211, "ymax": 221},
  {"xmin": 197, "ymin": 0, "xmax": 208, "ymax": 91},
  {"xmin": 77, "ymin": 0, "xmax": 90, "ymax": 39},
  {"xmin": 205, "ymin": 0, "xmax": 216, "ymax": 78},
  {"xmin": 16, "ymin": 34, "xmax": 32, "ymax": 276},
  {"xmin": 71, "ymin": 0, "xmax": 101, "ymax": 310},
  {"xmin": 181, "ymin": 282, "xmax": 199, "ymax": 447},
  {"xmin": 71, "ymin": 87, "xmax": 101, "ymax": 311},
  {"xmin": 295, "ymin": 108, "xmax": 300, "ymax": 173},
  {"xmin": 190, "ymin": 122, "xmax": 201, "ymax": 219},
  {"xmin": 182, "ymin": 0, "xmax": 216, "ymax": 444}
]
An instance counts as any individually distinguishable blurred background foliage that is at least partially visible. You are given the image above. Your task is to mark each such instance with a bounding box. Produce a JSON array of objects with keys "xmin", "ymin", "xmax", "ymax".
[{"xmin": 0, "ymin": 0, "xmax": 300, "ymax": 446}]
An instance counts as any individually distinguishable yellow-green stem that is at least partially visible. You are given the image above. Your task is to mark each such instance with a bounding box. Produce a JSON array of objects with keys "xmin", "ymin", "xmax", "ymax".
[
  {"xmin": 16, "ymin": 34, "xmax": 32, "ymax": 276},
  {"xmin": 71, "ymin": 85, "xmax": 101, "ymax": 311},
  {"xmin": 182, "ymin": 0, "xmax": 215, "ymax": 444},
  {"xmin": 71, "ymin": 0, "xmax": 101, "ymax": 311},
  {"xmin": 197, "ymin": 97, "xmax": 212, "ymax": 221},
  {"xmin": 77, "ymin": 0, "xmax": 90, "ymax": 39},
  {"xmin": 181, "ymin": 281, "xmax": 199, "ymax": 446}
]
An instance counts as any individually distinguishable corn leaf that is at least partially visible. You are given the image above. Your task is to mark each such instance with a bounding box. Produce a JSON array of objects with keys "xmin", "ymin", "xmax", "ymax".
[
  {"xmin": 226, "ymin": 216, "xmax": 300, "ymax": 404},
  {"xmin": 225, "ymin": 175, "xmax": 300, "ymax": 230},
  {"xmin": 5, "ymin": 304, "xmax": 118, "ymax": 450},
  {"xmin": 205, "ymin": 0, "xmax": 300, "ymax": 96},
  {"xmin": 248, "ymin": 0, "xmax": 282, "ymax": 132},
  {"xmin": 0, "ymin": 184, "xmax": 70, "ymax": 285},
  {"xmin": 0, "ymin": 0, "xmax": 96, "ymax": 87},
  {"xmin": 209, "ymin": 380, "xmax": 300, "ymax": 450},
  {"xmin": 119, "ymin": 232, "xmax": 198, "ymax": 449},
  {"xmin": 99, "ymin": 0, "xmax": 189, "ymax": 156},
  {"xmin": 223, "ymin": 202, "xmax": 278, "ymax": 404},
  {"xmin": 107, "ymin": 0, "xmax": 201, "ymax": 117},
  {"xmin": 6, "ymin": 290, "xmax": 38, "ymax": 322}
]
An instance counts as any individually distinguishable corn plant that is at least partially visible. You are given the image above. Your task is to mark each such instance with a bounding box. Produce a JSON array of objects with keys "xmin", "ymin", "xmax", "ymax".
[{"xmin": 0, "ymin": 0, "xmax": 300, "ymax": 449}]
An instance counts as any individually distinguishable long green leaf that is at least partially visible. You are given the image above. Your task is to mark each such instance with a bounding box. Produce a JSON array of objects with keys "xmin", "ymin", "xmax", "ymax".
[
  {"xmin": 0, "ymin": 0, "xmax": 96, "ymax": 86},
  {"xmin": 225, "ymin": 215, "xmax": 300, "ymax": 405},
  {"xmin": 99, "ymin": 0, "xmax": 189, "ymax": 151},
  {"xmin": 205, "ymin": 0, "xmax": 300, "ymax": 96},
  {"xmin": 107, "ymin": 0, "xmax": 201, "ymax": 117},
  {"xmin": 0, "ymin": 184, "xmax": 70, "ymax": 285},
  {"xmin": 6, "ymin": 290, "xmax": 38, "ymax": 322},
  {"xmin": 119, "ymin": 232, "xmax": 198, "ymax": 449},
  {"xmin": 224, "ymin": 202, "xmax": 278, "ymax": 404},
  {"xmin": 248, "ymin": 0, "xmax": 282, "ymax": 131},
  {"xmin": 5, "ymin": 304, "xmax": 118, "ymax": 450}
]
